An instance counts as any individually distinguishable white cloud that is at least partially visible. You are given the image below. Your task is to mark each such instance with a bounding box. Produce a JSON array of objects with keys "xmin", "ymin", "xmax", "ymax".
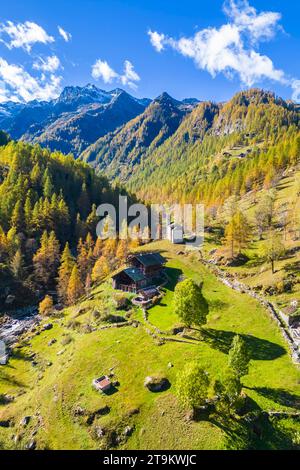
[
  {"xmin": 0, "ymin": 20, "xmax": 54, "ymax": 52},
  {"xmin": 148, "ymin": 30, "xmax": 165, "ymax": 52},
  {"xmin": 33, "ymin": 55, "xmax": 61, "ymax": 73},
  {"xmin": 0, "ymin": 58, "xmax": 62, "ymax": 102},
  {"xmin": 291, "ymin": 80, "xmax": 300, "ymax": 102},
  {"xmin": 148, "ymin": 0, "xmax": 300, "ymax": 101},
  {"xmin": 92, "ymin": 59, "xmax": 119, "ymax": 83},
  {"xmin": 58, "ymin": 26, "xmax": 72, "ymax": 42},
  {"xmin": 120, "ymin": 60, "xmax": 140, "ymax": 89},
  {"xmin": 223, "ymin": 0, "xmax": 282, "ymax": 43},
  {"xmin": 92, "ymin": 59, "xmax": 140, "ymax": 89}
]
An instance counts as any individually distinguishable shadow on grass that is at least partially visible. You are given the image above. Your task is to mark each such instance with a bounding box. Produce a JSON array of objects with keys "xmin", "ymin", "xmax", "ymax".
[
  {"xmin": 201, "ymin": 328, "xmax": 285, "ymax": 360},
  {"xmin": 164, "ymin": 267, "xmax": 183, "ymax": 292},
  {"xmin": 102, "ymin": 385, "xmax": 119, "ymax": 396},
  {"xmin": 248, "ymin": 386, "xmax": 300, "ymax": 408},
  {"xmin": 285, "ymin": 260, "xmax": 300, "ymax": 273},
  {"xmin": 208, "ymin": 400, "xmax": 297, "ymax": 450},
  {"xmin": 0, "ymin": 369, "xmax": 25, "ymax": 388},
  {"xmin": 10, "ymin": 349, "xmax": 34, "ymax": 362}
]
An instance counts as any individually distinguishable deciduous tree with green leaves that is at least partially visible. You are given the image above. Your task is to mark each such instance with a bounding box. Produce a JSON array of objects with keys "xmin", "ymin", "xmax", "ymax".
[
  {"xmin": 228, "ymin": 335, "xmax": 250, "ymax": 379},
  {"xmin": 262, "ymin": 230, "xmax": 285, "ymax": 274},
  {"xmin": 173, "ymin": 278, "xmax": 208, "ymax": 327},
  {"xmin": 176, "ymin": 362, "xmax": 210, "ymax": 410}
]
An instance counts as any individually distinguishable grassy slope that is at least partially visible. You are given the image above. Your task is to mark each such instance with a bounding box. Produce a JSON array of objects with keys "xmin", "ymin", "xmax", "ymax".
[
  {"xmin": 0, "ymin": 241, "xmax": 299, "ymax": 450},
  {"xmin": 203, "ymin": 166, "xmax": 300, "ymax": 309}
]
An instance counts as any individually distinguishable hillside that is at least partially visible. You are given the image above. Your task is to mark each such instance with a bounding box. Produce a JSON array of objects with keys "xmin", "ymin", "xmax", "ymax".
[
  {"xmin": 80, "ymin": 89, "xmax": 299, "ymax": 205},
  {"xmin": 81, "ymin": 93, "xmax": 190, "ymax": 180},
  {"xmin": 203, "ymin": 164, "xmax": 300, "ymax": 317},
  {"xmin": 0, "ymin": 140, "xmax": 135, "ymax": 310},
  {"xmin": 0, "ymin": 242, "xmax": 299, "ymax": 450}
]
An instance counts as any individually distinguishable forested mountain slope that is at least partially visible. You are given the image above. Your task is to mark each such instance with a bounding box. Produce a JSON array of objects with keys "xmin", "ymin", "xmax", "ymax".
[
  {"xmin": 0, "ymin": 141, "xmax": 134, "ymax": 309},
  {"xmin": 82, "ymin": 89, "xmax": 300, "ymax": 205},
  {"xmin": 81, "ymin": 92, "xmax": 191, "ymax": 180},
  {"xmin": 127, "ymin": 90, "xmax": 300, "ymax": 204}
]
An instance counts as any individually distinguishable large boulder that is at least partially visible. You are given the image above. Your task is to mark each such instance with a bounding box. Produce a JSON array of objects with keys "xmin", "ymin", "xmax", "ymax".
[{"xmin": 144, "ymin": 376, "xmax": 170, "ymax": 392}]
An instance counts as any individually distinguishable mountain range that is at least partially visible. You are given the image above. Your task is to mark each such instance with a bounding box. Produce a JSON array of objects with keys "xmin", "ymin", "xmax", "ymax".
[
  {"xmin": 0, "ymin": 85, "xmax": 299, "ymax": 205},
  {"xmin": 81, "ymin": 88, "xmax": 300, "ymax": 203},
  {"xmin": 0, "ymin": 85, "xmax": 151, "ymax": 157},
  {"xmin": 0, "ymin": 84, "xmax": 198, "ymax": 158}
]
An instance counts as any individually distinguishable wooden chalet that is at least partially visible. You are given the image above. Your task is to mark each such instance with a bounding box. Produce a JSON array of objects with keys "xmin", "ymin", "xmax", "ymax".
[
  {"xmin": 112, "ymin": 267, "xmax": 148, "ymax": 293},
  {"xmin": 128, "ymin": 253, "xmax": 165, "ymax": 277},
  {"xmin": 112, "ymin": 253, "xmax": 165, "ymax": 293}
]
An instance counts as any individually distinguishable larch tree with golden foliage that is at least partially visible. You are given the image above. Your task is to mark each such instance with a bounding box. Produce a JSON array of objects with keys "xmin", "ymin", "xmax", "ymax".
[
  {"xmin": 39, "ymin": 295, "xmax": 54, "ymax": 316},
  {"xmin": 91, "ymin": 256, "xmax": 111, "ymax": 284},
  {"xmin": 224, "ymin": 211, "xmax": 252, "ymax": 259},
  {"xmin": 67, "ymin": 264, "xmax": 84, "ymax": 305},
  {"xmin": 57, "ymin": 242, "xmax": 75, "ymax": 303}
]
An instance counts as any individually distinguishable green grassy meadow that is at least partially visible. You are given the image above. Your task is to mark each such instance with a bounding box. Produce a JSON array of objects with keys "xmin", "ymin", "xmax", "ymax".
[{"xmin": 0, "ymin": 241, "xmax": 299, "ymax": 450}]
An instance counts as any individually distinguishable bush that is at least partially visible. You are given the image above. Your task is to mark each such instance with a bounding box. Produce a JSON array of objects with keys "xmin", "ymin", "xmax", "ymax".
[{"xmin": 39, "ymin": 295, "xmax": 53, "ymax": 316}]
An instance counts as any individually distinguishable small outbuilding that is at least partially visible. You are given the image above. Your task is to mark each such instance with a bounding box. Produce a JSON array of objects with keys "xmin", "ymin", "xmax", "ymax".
[
  {"xmin": 167, "ymin": 223, "xmax": 184, "ymax": 244},
  {"xmin": 92, "ymin": 375, "xmax": 112, "ymax": 392}
]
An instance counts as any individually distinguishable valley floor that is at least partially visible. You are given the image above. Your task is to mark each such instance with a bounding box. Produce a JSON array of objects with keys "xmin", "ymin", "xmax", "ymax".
[{"xmin": 0, "ymin": 241, "xmax": 299, "ymax": 450}]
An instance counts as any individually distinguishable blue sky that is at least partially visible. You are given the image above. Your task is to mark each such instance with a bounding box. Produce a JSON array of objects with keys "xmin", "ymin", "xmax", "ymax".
[{"xmin": 0, "ymin": 0, "xmax": 299, "ymax": 102}]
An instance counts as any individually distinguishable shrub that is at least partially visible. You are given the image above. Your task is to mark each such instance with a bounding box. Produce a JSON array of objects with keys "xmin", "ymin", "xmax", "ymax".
[{"xmin": 39, "ymin": 295, "xmax": 53, "ymax": 316}]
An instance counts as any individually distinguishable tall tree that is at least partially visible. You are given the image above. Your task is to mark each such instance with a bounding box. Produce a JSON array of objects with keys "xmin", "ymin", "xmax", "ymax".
[
  {"xmin": 57, "ymin": 242, "xmax": 75, "ymax": 303},
  {"xmin": 67, "ymin": 265, "xmax": 84, "ymax": 305},
  {"xmin": 10, "ymin": 249, "xmax": 24, "ymax": 279},
  {"xmin": 176, "ymin": 362, "xmax": 210, "ymax": 410},
  {"xmin": 228, "ymin": 335, "xmax": 250, "ymax": 379},
  {"xmin": 91, "ymin": 256, "xmax": 111, "ymax": 283},
  {"xmin": 11, "ymin": 200, "xmax": 24, "ymax": 233},
  {"xmin": 173, "ymin": 278, "xmax": 209, "ymax": 328},
  {"xmin": 262, "ymin": 230, "xmax": 285, "ymax": 274}
]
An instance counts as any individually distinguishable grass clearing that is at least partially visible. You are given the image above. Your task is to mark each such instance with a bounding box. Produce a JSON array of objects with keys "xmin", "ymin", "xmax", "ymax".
[{"xmin": 0, "ymin": 241, "xmax": 299, "ymax": 450}]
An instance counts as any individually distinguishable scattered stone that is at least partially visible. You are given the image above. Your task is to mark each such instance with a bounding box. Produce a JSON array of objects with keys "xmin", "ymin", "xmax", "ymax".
[
  {"xmin": 94, "ymin": 426, "xmax": 106, "ymax": 439},
  {"xmin": 43, "ymin": 323, "xmax": 53, "ymax": 331},
  {"xmin": 1, "ymin": 394, "xmax": 14, "ymax": 404},
  {"xmin": 167, "ymin": 362, "xmax": 174, "ymax": 368},
  {"xmin": 73, "ymin": 406, "xmax": 86, "ymax": 417},
  {"xmin": 46, "ymin": 361, "xmax": 52, "ymax": 367},
  {"xmin": 96, "ymin": 405, "xmax": 110, "ymax": 416},
  {"xmin": 20, "ymin": 416, "xmax": 31, "ymax": 427},
  {"xmin": 184, "ymin": 410, "xmax": 195, "ymax": 422},
  {"xmin": 0, "ymin": 420, "xmax": 11, "ymax": 428},
  {"xmin": 31, "ymin": 361, "xmax": 38, "ymax": 367},
  {"xmin": 25, "ymin": 439, "xmax": 36, "ymax": 450},
  {"xmin": 123, "ymin": 425, "xmax": 133, "ymax": 437},
  {"xmin": 14, "ymin": 434, "xmax": 22, "ymax": 444},
  {"xmin": 48, "ymin": 339, "xmax": 57, "ymax": 346},
  {"xmin": 57, "ymin": 349, "xmax": 65, "ymax": 356}
]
